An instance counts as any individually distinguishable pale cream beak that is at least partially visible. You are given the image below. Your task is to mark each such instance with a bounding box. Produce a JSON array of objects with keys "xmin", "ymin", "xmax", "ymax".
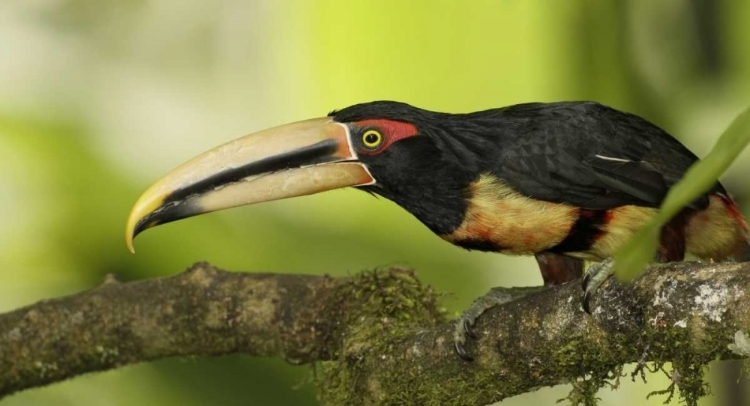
[{"xmin": 125, "ymin": 117, "xmax": 375, "ymax": 252}]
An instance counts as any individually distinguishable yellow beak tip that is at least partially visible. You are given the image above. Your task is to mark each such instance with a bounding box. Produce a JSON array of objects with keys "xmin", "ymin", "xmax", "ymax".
[
  {"xmin": 126, "ymin": 194, "xmax": 163, "ymax": 254},
  {"xmin": 125, "ymin": 231, "xmax": 136, "ymax": 253}
]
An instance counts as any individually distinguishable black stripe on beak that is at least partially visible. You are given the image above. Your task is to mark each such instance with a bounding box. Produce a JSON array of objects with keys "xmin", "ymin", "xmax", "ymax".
[{"xmin": 166, "ymin": 138, "xmax": 340, "ymax": 203}]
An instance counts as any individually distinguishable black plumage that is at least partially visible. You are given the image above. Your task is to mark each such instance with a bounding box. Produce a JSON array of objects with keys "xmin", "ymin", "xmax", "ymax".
[
  {"xmin": 333, "ymin": 101, "xmax": 720, "ymax": 229},
  {"xmin": 482, "ymin": 102, "xmax": 720, "ymax": 210}
]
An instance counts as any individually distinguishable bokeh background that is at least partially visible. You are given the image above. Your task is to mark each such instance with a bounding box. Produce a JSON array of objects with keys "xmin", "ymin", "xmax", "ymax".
[{"xmin": 2, "ymin": 0, "xmax": 749, "ymax": 405}]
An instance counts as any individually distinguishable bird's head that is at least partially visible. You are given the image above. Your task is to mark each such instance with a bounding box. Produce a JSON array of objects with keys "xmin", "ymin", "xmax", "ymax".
[{"xmin": 126, "ymin": 101, "xmax": 485, "ymax": 252}]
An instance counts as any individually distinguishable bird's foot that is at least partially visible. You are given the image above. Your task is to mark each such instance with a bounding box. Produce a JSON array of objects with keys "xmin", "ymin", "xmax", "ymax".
[
  {"xmin": 454, "ymin": 286, "xmax": 549, "ymax": 361},
  {"xmin": 581, "ymin": 257, "xmax": 615, "ymax": 314}
]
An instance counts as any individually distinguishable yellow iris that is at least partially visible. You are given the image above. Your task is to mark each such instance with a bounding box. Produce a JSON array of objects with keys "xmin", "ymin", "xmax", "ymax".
[{"xmin": 362, "ymin": 130, "xmax": 383, "ymax": 148}]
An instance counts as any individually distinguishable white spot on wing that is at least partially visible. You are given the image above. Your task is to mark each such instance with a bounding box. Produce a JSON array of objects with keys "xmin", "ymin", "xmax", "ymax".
[{"xmin": 594, "ymin": 154, "xmax": 630, "ymax": 163}]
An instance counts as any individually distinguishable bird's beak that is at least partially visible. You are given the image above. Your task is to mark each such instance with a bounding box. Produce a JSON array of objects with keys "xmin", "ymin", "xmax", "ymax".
[{"xmin": 125, "ymin": 117, "xmax": 374, "ymax": 252}]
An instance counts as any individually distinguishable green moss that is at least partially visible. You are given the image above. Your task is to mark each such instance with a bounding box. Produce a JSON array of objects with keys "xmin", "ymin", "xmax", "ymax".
[
  {"xmin": 317, "ymin": 268, "xmax": 738, "ymax": 405},
  {"xmin": 638, "ymin": 310, "xmax": 735, "ymax": 406},
  {"xmin": 548, "ymin": 330, "xmax": 628, "ymax": 406},
  {"xmin": 550, "ymin": 315, "xmax": 722, "ymax": 406},
  {"xmin": 319, "ymin": 267, "xmax": 629, "ymax": 406},
  {"xmin": 318, "ymin": 267, "xmax": 445, "ymax": 405}
]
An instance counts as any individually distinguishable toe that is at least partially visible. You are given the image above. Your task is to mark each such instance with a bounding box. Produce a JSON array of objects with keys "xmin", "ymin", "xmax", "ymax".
[{"xmin": 463, "ymin": 319, "xmax": 478, "ymax": 339}]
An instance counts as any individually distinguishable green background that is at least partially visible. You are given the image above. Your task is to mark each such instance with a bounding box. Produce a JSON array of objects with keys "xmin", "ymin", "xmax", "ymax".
[{"xmin": 1, "ymin": 1, "xmax": 749, "ymax": 405}]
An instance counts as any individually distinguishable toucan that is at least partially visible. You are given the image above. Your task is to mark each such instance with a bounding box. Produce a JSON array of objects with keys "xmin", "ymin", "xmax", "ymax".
[{"xmin": 126, "ymin": 101, "xmax": 749, "ymax": 360}]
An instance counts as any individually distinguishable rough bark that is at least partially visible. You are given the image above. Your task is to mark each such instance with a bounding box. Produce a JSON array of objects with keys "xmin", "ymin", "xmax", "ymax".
[{"xmin": 0, "ymin": 261, "xmax": 749, "ymax": 405}]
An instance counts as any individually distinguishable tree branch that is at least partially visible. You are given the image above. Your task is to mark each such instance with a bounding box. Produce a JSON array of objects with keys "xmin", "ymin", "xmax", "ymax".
[{"xmin": 1, "ymin": 261, "xmax": 748, "ymax": 405}]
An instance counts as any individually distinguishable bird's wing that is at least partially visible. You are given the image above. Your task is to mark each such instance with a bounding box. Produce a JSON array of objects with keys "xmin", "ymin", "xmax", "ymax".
[{"xmin": 490, "ymin": 102, "xmax": 712, "ymax": 210}]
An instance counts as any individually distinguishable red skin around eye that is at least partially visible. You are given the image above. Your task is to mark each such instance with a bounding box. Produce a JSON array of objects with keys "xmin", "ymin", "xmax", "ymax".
[{"xmin": 353, "ymin": 119, "xmax": 418, "ymax": 155}]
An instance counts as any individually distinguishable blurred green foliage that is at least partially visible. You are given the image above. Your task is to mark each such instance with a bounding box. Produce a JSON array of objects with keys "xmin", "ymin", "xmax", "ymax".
[{"xmin": 1, "ymin": 1, "xmax": 749, "ymax": 405}]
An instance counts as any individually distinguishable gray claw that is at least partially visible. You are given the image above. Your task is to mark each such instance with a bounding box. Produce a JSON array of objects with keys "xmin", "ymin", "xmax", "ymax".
[
  {"xmin": 582, "ymin": 291, "xmax": 593, "ymax": 314},
  {"xmin": 582, "ymin": 257, "xmax": 615, "ymax": 314},
  {"xmin": 454, "ymin": 341, "xmax": 474, "ymax": 362},
  {"xmin": 582, "ymin": 272, "xmax": 591, "ymax": 291},
  {"xmin": 453, "ymin": 317, "xmax": 475, "ymax": 362}
]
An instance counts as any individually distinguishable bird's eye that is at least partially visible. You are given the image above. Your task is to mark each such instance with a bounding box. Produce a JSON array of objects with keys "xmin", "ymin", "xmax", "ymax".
[{"xmin": 361, "ymin": 130, "xmax": 384, "ymax": 149}]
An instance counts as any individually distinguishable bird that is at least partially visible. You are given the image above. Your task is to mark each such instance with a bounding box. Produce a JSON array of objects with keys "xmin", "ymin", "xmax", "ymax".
[{"xmin": 126, "ymin": 100, "xmax": 750, "ymax": 360}]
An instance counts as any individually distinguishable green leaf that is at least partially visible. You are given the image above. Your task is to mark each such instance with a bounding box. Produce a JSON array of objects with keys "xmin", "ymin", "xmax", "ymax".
[{"xmin": 614, "ymin": 106, "xmax": 750, "ymax": 281}]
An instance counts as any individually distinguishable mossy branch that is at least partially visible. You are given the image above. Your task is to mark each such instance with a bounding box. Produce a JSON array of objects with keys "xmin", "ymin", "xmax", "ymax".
[{"xmin": 0, "ymin": 261, "xmax": 749, "ymax": 405}]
